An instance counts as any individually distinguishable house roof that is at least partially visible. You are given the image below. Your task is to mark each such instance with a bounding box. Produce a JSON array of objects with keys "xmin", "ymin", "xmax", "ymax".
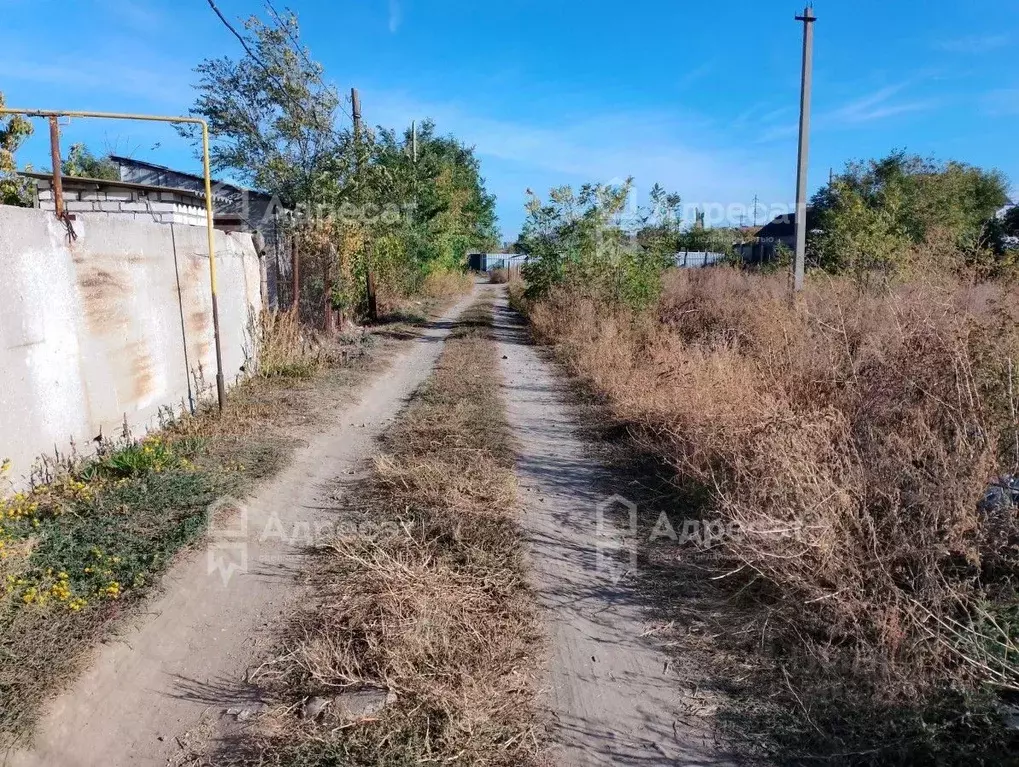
[
  {"xmin": 756, "ymin": 208, "xmax": 820, "ymax": 239},
  {"xmin": 109, "ymin": 155, "xmax": 272, "ymax": 201},
  {"xmin": 20, "ymin": 170, "xmax": 224, "ymax": 203}
]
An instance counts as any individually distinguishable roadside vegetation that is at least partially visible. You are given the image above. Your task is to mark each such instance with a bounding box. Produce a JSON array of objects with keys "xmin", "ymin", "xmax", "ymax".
[
  {"xmin": 515, "ymin": 157, "xmax": 1019, "ymax": 764},
  {"xmin": 210, "ymin": 299, "xmax": 542, "ymax": 767},
  {"xmin": 0, "ymin": 319, "xmax": 371, "ymax": 746},
  {"xmin": 0, "ymin": 6, "xmax": 493, "ymax": 747},
  {"xmin": 0, "ymin": 284, "xmax": 474, "ymax": 749},
  {"xmin": 179, "ymin": 10, "xmax": 496, "ymax": 320}
]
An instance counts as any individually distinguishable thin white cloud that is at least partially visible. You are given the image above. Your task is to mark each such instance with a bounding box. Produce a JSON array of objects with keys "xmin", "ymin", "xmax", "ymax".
[
  {"xmin": 982, "ymin": 88, "xmax": 1019, "ymax": 116},
  {"xmin": 365, "ymin": 89, "xmax": 791, "ymax": 223},
  {"xmin": 0, "ymin": 56, "xmax": 192, "ymax": 106},
  {"xmin": 732, "ymin": 103, "xmax": 793, "ymax": 132},
  {"xmin": 388, "ymin": 0, "xmax": 402, "ymax": 33},
  {"xmin": 755, "ymin": 83, "xmax": 939, "ymax": 142},
  {"xmin": 97, "ymin": 0, "xmax": 164, "ymax": 33},
  {"xmin": 830, "ymin": 84, "xmax": 938, "ymax": 123},
  {"xmin": 936, "ymin": 34, "xmax": 1010, "ymax": 53},
  {"xmin": 678, "ymin": 61, "xmax": 714, "ymax": 89}
]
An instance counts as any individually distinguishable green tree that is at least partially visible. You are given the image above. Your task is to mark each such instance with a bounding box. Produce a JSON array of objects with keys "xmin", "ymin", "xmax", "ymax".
[
  {"xmin": 0, "ymin": 92, "xmax": 33, "ymax": 206},
  {"xmin": 375, "ymin": 120, "xmax": 498, "ymax": 271},
  {"xmin": 810, "ymin": 150, "xmax": 1010, "ymax": 273},
  {"xmin": 183, "ymin": 10, "xmax": 341, "ymax": 207},
  {"xmin": 185, "ymin": 8, "xmax": 498, "ymax": 314},
  {"xmin": 519, "ymin": 179, "xmax": 675, "ymax": 308},
  {"xmin": 634, "ymin": 183, "xmax": 683, "ymax": 255},
  {"xmin": 62, "ymin": 144, "xmax": 119, "ymax": 180}
]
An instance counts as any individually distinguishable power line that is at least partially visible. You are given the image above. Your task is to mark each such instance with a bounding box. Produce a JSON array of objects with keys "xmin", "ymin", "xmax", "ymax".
[
  {"xmin": 206, "ymin": 0, "xmax": 279, "ymax": 82},
  {"xmin": 204, "ymin": 0, "xmax": 346, "ymax": 136},
  {"xmin": 263, "ymin": 1, "xmax": 351, "ymax": 126}
]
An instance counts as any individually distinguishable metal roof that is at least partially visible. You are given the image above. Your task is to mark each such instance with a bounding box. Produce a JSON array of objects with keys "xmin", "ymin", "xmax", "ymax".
[{"xmin": 109, "ymin": 155, "xmax": 271, "ymax": 200}]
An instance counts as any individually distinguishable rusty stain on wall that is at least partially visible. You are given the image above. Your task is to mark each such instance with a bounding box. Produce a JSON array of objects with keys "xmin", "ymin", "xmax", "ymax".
[
  {"xmin": 128, "ymin": 339, "xmax": 157, "ymax": 402},
  {"xmin": 77, "ymin": 266, "xmax": 130, "ymax": 334},
  {"xmin": 0, "ymin": 205, "xmax": 260, "ymax": 484},
  {"xmin": 179, "ymin": 255, "xmax": 213, "ymax": 364}
]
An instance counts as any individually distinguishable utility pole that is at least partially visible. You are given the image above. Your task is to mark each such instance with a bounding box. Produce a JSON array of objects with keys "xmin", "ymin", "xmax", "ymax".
[
  {"xmin": 752, "ymin": 194, "xmax": 760, "ymax": 227},
  {"xmin": 352, "ymin": 87, "xmax": 378, "ymax": 322},
  {"xmin": 793, "ymin": 4, "xmax": 816, "ymax": 293}
]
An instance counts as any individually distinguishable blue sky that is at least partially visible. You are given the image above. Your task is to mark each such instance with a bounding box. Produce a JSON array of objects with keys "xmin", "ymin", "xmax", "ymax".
[{"xmin": 0, "ymin": 0, "xmax": 1016, "ymax": 239}]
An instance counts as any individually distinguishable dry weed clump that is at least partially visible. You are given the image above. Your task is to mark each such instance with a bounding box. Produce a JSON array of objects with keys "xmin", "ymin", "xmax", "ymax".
[
  {"xmin": 507, "ymin": 275, "xmax": 528, "ymax": 315},
  {"xmin": 420, "ymin": 268, "xmax": 475, "ymax": 299},
  {"xmin": 488, "ymin": 267, "xmax": 509, "ymax": 284},
  {"xmin": 530, "ymin": 266, "xmax": 1019, "ymax": 758},
  {"xmin": 229, "ymin": 301, "xmax": 543, "ymax": 767},
  {"xmin": 252, "ymin": 309, "xmax": 329, "ymax": 379}
]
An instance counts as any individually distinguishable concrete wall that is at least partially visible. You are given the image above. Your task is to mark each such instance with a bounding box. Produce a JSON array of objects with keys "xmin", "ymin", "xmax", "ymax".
[{"xmin": 0, "ymin": 206, "xmax": 261, "ymax": 483}]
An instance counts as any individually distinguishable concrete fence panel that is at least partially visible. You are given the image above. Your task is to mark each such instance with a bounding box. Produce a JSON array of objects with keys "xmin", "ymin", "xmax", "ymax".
[{"xmin": 0, "ymin": 206, "xmax": 261, "ymax": 483}]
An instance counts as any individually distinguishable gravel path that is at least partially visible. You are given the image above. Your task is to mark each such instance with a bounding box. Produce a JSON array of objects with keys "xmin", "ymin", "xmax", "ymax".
[
  {"xmin": 7, "ymin": 292, "xmax": 476, "ymax": 767},
  {"xmin": 493, "ymin": 288, "xmax": 733, "ymax": 767}
]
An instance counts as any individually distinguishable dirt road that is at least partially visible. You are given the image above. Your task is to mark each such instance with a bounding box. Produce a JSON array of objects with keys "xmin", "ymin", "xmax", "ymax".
[
  {"xmin": 7, "ymin": 292, "xmax": 476, "ymax": 767},
  {"xmin": 494, "ymin": 290, "xmax": 733, "ymax": 766},
  {"xmin": 10, "ymin": 284, "xmax": 734, "ymax": 766}
]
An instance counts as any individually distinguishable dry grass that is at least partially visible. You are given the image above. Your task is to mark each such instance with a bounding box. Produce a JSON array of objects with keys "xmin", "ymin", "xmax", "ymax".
[
  {"xmin": 214, "ymin": 300, "xmax": 544, "ymax": 767},
  {"xmin": 529, "ymin": 266, "xmax": 1019, "ymax": 763},
  {"xmin": 0, "ymin": 314, "xmax": 391, "ymax": 750},
  {"xmin": 420, "ymin": 269, "xmax": 475, "ymax": 300},
  {"xmin": 507, "ymin": 275, "xmax": 528, "ymax": 315},
  {"xmin": 488, "ymin": 267, "xmax": 509, "ymax": 284},
  {"xmin": 252, "ymin": 308, "xmax": 361, "ymax": 380}
]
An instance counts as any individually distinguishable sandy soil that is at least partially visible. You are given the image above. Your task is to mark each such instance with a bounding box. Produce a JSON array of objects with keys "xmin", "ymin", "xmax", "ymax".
[
  {"xmin": 6, "ymin": 292, "xmax": 476, "ymax": 767},
  {"xmin": 493, "ymin": 288, "xmax": 735, "ymax": 767}
]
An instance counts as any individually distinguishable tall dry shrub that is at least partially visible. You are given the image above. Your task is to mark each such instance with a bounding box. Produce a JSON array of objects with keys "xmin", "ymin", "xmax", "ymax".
[
  {"xmin": 531, "ymin": 266, "xmax": 1019, "ymax": 692},
  {"xmin": 252, "ymin": 309, "xmax": 326, "ymax": 378}
]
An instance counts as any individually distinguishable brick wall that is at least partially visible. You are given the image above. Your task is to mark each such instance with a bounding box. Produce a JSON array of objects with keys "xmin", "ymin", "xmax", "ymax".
[{"xmin": 37, "ymin": 180, "xmax": 207, "ymax": 226}]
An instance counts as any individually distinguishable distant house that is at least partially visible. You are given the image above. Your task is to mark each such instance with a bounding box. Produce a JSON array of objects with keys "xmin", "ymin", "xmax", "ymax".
[
  {"xmin": 468, "ymin": 252, "xmax": 527, "ymax": 271},
  {"xmin": 737, "ymin": 208, "xmax": 820, "ymax": 264},
  {"xmin": 109, "ymin": 155, "xmax": 282, "ymax": 234}
]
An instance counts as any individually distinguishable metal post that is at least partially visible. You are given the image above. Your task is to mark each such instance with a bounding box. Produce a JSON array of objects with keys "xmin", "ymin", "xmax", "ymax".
[
  {"xmin": 324, "ymin": 243, "xmax": 335, "ymax": 333},
  {"xmin": 201, "ymin": 124, "xmax": 227, "ymax": 411},
  {"xmin": 0, "ymin": 107, "xmax": 227, "ymax": 412},
  {"xmin": 47, "ymin": 116, "xmax": 64, "ymax": 219},
  {"xmin": 793, "ymin": 5, "xmax": 816, "ymax": 293},
  {"xmin": 352, "ymin": 87, "xmax": 377, "ymax": 322},
  {"xmin": 291, "ymin": 235, "xmax": 300, "ymax": 315}
]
